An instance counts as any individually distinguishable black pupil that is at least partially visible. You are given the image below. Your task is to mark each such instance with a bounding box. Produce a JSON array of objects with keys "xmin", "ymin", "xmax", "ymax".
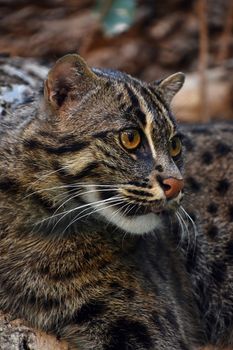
[
  {"xmin": 127, "ymin": 131, "xmax": 135, "ymax": 143},
  {"xmin": 171, "ymin": 138, "xmax": 177, "ymax": 149}
]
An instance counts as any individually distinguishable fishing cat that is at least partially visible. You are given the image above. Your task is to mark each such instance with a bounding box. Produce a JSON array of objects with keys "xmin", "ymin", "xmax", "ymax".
[{"xmin": 0, "ymin": 54, "xmax": 232, "ymax": 349}]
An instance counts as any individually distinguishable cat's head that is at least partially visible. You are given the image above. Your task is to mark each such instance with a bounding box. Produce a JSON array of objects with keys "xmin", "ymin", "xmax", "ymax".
[{"xmin": 37, "ymin": 54, "xmax": 185, "ymax": 234}]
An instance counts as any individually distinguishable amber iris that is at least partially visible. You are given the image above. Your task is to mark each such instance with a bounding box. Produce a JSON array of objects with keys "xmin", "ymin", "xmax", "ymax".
[
  {"xmin": 169, "ymin": 136, "xmax": 182, "ymax": 157},
  {"xmin": 120, "ymin": 130, "xmax": 141, "ymax": 150}
]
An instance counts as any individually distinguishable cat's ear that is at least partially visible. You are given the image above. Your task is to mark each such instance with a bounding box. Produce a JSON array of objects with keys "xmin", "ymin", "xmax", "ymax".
[
  {"xmin": 150, "ymin": 72, "xmax": 185, "ymax": 105},
  {"xmin": 44, "ymin": 54, "xmax": 98, "ymax": 111}
]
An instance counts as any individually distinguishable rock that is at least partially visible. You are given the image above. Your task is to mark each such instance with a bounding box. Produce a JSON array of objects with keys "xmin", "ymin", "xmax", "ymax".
[{"xmin": 0, "ymin": 312, "xmax": 68, "ymax": 350}]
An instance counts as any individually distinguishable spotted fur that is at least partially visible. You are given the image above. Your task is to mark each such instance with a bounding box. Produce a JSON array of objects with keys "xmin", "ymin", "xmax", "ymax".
[{"xmin": 0, "ymin": 54, "xmax": 232, "ymax": 349}]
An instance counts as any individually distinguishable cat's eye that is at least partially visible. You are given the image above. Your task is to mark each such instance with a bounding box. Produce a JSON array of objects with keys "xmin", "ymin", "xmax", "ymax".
[
  {"xmin": 169, "ymin": 136, "xmax": 182, "ymax": 158},
  {"xmin": 120, "ymin": 130, "xmax": 141, "ymax": 150}
]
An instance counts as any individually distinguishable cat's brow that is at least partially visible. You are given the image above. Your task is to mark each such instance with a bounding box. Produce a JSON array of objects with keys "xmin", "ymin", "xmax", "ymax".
[
  {"xmin": 121, "ymin": 80, "xmax": 176, "ymax": 139},
  {"xmin": 92, "ymin": 126, "xmax": 138, "ymax": 138}
]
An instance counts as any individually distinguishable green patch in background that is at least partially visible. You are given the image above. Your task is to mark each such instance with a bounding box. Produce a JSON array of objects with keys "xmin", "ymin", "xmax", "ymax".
[{"xmin": 95, "ymin": 0, "xmax": 136, "ymax": 36}]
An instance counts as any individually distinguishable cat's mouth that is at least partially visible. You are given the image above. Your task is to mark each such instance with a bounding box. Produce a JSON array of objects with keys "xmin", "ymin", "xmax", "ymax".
[
  {"xmin": 115, "ymin": 183, "xmax": 183, "ymax": 217},
  {"xmin": 114, "ymin": 199, "xmax": 180, "ymax": 217},
  {"xmin": 112, "ymin": 200, "xmax": 162, "ymax": 216}
]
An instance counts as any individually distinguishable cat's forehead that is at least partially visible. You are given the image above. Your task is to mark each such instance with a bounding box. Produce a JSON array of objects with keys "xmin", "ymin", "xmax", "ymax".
[
  {"xmin": 88, "ymin": 69, "xmax": 176, "ymax": 138},
  {"xmin": 45, "ymin": 54, "xmax": 183, "ymax": 138}
]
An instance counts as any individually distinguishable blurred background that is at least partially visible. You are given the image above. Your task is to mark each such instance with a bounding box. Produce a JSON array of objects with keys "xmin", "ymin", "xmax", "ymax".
[{"xmin": 0, "ymin": 0, "xmax": 232, "ymax": 123}]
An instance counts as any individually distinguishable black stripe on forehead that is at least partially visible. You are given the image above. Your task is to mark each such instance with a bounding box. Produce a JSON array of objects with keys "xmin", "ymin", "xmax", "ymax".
[
  {"xmin": 139, "ymin": 88, "xmax": 163, "ymax": 128},
  {"xmin": 149, "ymin": 87, "xmax": 176, "ymax": 126},
  {"xmin": 124, "ymin": 83, "xmax": 147, "ymax": 126},
  {"xmin": 140, "ymin": 85, "xmax": 176, "ymax": 132},
  {"xmin": 147, "ymin": 86, "xmax": 168, "ymax": 110},
  {"xmin": 140, "ymin": 86, "xmax": 165, "ymax": 120},
  {"xmin": 150, "ymin": 87, "xmax": 177, "ymax": 126}
]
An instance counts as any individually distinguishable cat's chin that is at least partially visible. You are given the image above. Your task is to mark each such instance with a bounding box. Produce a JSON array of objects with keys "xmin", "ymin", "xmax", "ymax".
[
  {"xmin": 102, "ymin": 210, "xmax": 162, "ymax": 234},
  {"xmin": 82, "ymin": 190, "xmax": 163, "ymax": 235}
]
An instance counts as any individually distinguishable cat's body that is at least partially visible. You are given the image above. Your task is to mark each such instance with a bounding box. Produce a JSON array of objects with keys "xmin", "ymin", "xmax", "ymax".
[{"xmin": 0, "ymin": 54, "xmax": 232, "ymax": 349}]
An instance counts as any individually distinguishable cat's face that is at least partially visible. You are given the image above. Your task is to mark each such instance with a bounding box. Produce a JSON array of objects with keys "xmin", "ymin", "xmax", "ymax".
[{"xmin": 40, "ymin": 54, "xmax": 185, "ymax": 234}]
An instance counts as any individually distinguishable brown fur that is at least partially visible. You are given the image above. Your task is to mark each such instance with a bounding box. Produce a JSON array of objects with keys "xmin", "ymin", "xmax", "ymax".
[{"xmin": 0, "ymin": 54, "xmax": 232, "ymax": 349}]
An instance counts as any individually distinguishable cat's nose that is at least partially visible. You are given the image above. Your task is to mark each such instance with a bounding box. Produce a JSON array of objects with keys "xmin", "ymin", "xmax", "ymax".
[{"xmin": 161, "ymin": 177, "xmax": 184, "ymax": 199}]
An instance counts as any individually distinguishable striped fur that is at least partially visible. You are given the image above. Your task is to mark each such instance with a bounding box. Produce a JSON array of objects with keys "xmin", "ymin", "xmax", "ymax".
[
  {"xmin": 0, "ymin": 55, "xmax": 185, "ymax": 236},
  {"xmin": 0, "ymin": 54, "xmax": 211, "ymax": 350}
]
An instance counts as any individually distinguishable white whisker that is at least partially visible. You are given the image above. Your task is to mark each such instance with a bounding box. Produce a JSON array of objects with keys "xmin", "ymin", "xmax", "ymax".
[
  {"xmin": 62, "ymin": 198, "xmax": 125, "ymax": 234},
  {"xmin": 176, "ymin": 211, "xmax": 186, "ymax": 239},
  {"xmin": 35, "ymin": 196, "xmax": 123, "ymax": 227},
  {"xmin": 51, "ymin": 188, "xmax": 120, "ymax": 217},
  {"xmin": 27, "ymin": 165, "xmax": 71, "ymax": 189},
  {"xmin": 23, "ymin": 183, "xmax": 120, "ymax": 201},
  {"xmin": 180, "ymin": 205, "xmax": 198, "ymax": 249}
]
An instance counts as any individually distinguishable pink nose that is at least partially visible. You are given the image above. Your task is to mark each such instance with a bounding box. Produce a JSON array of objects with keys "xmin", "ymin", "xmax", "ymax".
[{"xmin": 162, "ymin": 177, "xmax": 184, "ymax": 199}]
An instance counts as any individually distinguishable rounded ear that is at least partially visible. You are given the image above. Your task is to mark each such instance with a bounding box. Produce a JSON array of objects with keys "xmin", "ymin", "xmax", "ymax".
[
  {"xmin": 150, "ymin": 72, "xmax": 185, "ymax": 105},
  {"xmin": 44, "ymin": 54, "xmax": 98, "ymax": 111}
]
